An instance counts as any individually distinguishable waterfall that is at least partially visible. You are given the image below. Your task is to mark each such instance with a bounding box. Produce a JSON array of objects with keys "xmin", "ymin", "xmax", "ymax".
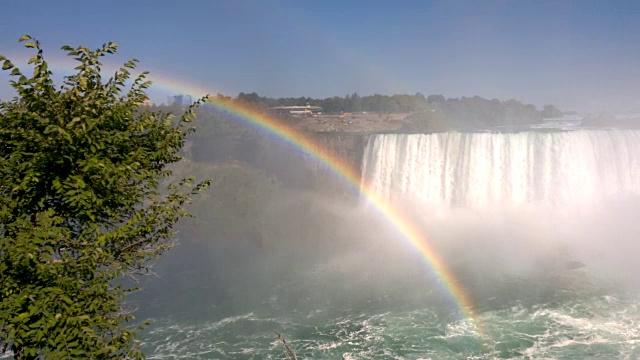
[{"xmin": 361, "ymin": 130, "xmax": 640, "ymax": 207}]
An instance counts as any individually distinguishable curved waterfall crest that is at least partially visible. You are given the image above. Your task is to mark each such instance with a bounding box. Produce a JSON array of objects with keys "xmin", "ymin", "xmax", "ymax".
[{"xmin": 361, "ymin": 130, "xmax": 640, "ymax": 207}]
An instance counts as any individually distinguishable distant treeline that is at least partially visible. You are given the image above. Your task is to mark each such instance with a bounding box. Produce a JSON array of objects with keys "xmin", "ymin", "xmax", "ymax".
[
  {"xmin": 151, "ymin": 92, "xmax": 568, "ymax": 170},
  {"xmin": 215, "ymin": 92, "xmax": 565, "ymax": 130},
  {"xmin": 233, "ymin": 92, "xmax": 429, "ymax": 114},
  {"xmin": 147, "ymin": 92, "xmax": 570, "ymax": 190},
  {"xmin": 404, "ymin": 95, "xmax": 565, "ymax": 131},
  {"xmin": 150, "ymin": 92, "xmax": 567, "ymax": 167}
]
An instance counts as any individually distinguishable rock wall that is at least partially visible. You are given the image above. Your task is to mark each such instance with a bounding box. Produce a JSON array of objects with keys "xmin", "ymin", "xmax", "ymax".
[
  {"xmin": 294, "ymin": 132, "xmax": 370, "ymax": 199},
  {"xmin": 311, "ymin": 132, "xmax": 370, "ymax": 176},
  {"xmin": 189, "ymin": 128, "xmax": 372, "ymax": 197}
]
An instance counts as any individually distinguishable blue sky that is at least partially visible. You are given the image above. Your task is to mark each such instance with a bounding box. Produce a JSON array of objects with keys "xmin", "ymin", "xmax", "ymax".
[{"xmin": 1, "ymin": 0, "xmax": 639, "ymax": 112}]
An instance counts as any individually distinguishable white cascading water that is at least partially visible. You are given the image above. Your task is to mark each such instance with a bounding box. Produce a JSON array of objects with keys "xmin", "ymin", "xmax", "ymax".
[{"xmin": 361, "ymin": 130, "xmax": 640, "ymax": 208}]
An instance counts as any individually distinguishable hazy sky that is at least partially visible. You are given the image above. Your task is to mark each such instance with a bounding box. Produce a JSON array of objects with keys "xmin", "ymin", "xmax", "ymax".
[{"xmin": 1, "ymin": 0, "xmax": 639, "ymax": 112}]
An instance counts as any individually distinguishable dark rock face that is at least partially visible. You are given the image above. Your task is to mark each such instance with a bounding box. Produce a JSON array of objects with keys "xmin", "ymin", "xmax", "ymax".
[
  {"xmin": 295, "ymin": 133, "xmax": 370, "ymax": 200},
  {"xmin": 189, "ymin": 124, "xmax": 374, "ymax": 198},
  {"xmin": 312, "ymin": 133, "xmax": 369, "ymax": 176}
]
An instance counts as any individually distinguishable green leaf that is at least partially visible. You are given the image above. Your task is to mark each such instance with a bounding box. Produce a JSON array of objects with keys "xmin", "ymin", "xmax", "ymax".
[
  {"xmin": 0, "ymin": 36, "xmax": 207, "ymax": 360},
  {"xmin": 19, "ymin": 34, "xmax": 32, "ymax": 41},
  {"xmin": 24, "ymin": 42, "xmax": 37, "ymax": 49}
]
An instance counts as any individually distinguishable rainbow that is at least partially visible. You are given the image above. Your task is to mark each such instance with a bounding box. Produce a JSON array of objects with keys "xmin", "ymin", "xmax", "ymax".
[
  {"xmin": 198, "ymin": 95, "xmax": 480, "ymax": 330},
  {"xmin": 1, "ymin": 52, "xmax": 480, "ymax": 333}
]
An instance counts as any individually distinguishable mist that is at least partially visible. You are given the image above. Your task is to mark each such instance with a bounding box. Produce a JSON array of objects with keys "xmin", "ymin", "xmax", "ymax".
[
  {"xmin": 120, "ymin": 121, "xmax": 640, "ymax": 359},
  {"xmin": 133, "ymin": 171, "xmax": 640, "ymax": 322},
  {"xmin": 3, "ymin": 0, "xmax": 640, "ymax": 357}
]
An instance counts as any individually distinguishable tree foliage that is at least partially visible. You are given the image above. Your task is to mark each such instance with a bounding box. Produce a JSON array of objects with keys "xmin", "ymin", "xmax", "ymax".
[
  {"xmin": 0, "ymin": 36, "xmax": 209, "ymax": 358},
  {"xmin": 226, "ymin": 91, "xmax": 555, "ymax": 125}
]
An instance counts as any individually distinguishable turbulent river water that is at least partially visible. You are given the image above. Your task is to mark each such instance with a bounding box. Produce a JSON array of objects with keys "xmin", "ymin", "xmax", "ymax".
[{"xmin": 139, "ymin": 126, "xmax": 640, "ymax": 359}]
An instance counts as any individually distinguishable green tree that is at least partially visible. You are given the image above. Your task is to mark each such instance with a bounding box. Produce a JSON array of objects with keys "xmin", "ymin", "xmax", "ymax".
[
  {"xmin": 0, "ymin": 36, "xmax": 209, "ymax": 358},
  {"xmin": 541, "ymin": 104, "xmax": 563, "ymax": 119}
]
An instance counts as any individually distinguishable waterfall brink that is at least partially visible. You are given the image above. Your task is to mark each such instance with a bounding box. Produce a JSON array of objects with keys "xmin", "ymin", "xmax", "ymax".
[{"xmin": 361, "ymin": 130, "xmax": 640, "ymax": 208}]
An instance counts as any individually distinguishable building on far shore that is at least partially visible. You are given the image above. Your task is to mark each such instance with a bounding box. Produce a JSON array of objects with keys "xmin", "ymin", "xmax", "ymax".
[
  {"xmin": 270, "ymin": 105, "xmax": 323, "ymax": 116},
  {"xmin": 167, "ymin": 94, "xmax": 193, "ymax": 106}
]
